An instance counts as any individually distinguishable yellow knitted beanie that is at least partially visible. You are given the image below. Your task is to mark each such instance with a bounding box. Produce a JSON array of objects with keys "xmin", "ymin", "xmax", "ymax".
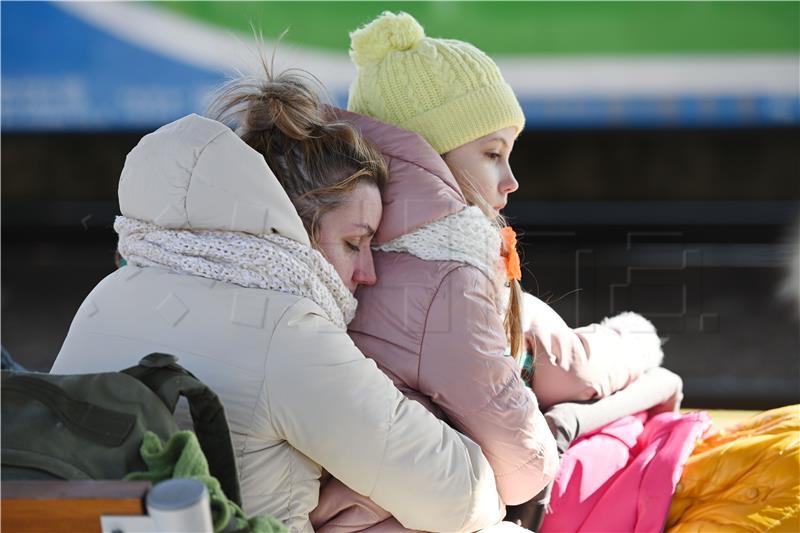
[{"xmin": 347, "ymin": 11, "xmax": 525, "ymax": 154}]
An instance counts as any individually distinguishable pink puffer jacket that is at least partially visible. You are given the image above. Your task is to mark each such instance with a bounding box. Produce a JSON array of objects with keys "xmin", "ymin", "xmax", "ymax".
[
  {"xmin": 311, "ymin": 112, "xmax": 558, "ymax": 532},
  {"xmin": 523, "ymin": 294, "xmax": 665, "ymax": 410}
]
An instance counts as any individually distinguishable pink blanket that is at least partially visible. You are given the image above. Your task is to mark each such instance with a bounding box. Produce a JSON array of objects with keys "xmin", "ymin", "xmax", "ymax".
[{"xmin": 541, "ymin": 411, "xmax": 710, "ymax": 533}]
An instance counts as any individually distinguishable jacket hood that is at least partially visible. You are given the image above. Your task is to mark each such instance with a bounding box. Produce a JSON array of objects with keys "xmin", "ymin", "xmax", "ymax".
[
  {"xmin": 337, "ymin": 110, "xmax": 467, "ymax": 245},
  {"xmin": 118, "ymin": 114, "xmax": 310, "ymax": 247}
]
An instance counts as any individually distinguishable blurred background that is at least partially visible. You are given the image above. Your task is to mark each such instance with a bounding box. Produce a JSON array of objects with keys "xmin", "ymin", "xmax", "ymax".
[{"xmin": 3, "ymin": 1, "xmax": 799, "ymax": 408}]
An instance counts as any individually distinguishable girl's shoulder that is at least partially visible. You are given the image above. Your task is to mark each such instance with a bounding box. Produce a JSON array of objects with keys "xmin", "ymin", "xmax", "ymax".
[
  {"xmin": 368, "ymin": 251, "xmax": 498, "ymax": 307},
  {"xmin": 354, "ymin": 254, "xmax": 501, "ymax": 337}
]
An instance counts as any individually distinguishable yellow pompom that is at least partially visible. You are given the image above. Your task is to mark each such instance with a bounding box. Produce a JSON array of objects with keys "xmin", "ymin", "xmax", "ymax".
[{"xmin": 350, "ymin": 11, "xmax": 425, "ymax": 67}]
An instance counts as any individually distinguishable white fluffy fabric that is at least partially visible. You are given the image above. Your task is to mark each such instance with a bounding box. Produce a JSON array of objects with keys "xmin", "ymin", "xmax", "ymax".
[
  {"xmin": 375, "ymin": 206, "xmax": 505, "ymax": 291},
  {"xmin": 115, "ymin": 216, "xmax": 357, "ymax": 329},
  {"xmin": 601, "ymin": 311, "xmax": 665, "ymax": 370}
]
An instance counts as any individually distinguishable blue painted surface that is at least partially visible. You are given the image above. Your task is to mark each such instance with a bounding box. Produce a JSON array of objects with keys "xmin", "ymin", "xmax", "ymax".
[
  {"xmin": 521, "ymin": 95, "xmax": 800, "ymax": 129},
  {"xmin": 2, "ymin": 2, "xmax": 798, "ymax": 131},
  {"xmin": 2, "ymin": 2, "xmax": 222, "ymax": 131}
]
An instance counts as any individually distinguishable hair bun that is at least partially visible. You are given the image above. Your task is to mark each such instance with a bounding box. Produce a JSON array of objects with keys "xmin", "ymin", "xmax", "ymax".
[{"xmin": 350, "ymin": 11, "xmax": 425, "ymax": 67}]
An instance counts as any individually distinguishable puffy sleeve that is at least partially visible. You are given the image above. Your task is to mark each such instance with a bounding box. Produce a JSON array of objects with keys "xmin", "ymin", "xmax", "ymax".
[
  {"xmin": 417, "ymin": 266, "xmax": 559, "ymax": 506},
  {"xmin": 522, "ymin": 291, "xmax": 664, "ymax": 410},
  {"xmin": 265, "ymin": 299, "xmax": 504, "ymax": 532}
]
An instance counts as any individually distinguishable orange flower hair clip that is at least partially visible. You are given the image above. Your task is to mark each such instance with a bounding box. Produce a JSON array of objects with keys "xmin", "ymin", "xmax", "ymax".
[{"xmin": 500, "ymin": 226, "xmax": 522, "ymax": 282}]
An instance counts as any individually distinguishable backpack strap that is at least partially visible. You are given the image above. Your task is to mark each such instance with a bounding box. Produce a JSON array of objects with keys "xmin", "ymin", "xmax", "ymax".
[{"xmin": 121, "ymin": 353, "xmax": 242, "ymax": 506}]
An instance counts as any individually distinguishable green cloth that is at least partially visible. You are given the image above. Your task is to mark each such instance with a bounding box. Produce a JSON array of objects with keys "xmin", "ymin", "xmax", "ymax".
[
  {"xmin": 506, "ymin": 347, "xmax": 534, "ymax": 389},
  {"xmin": 125, "ymin": 431, "xmax": 287, "ymax": 533},
  {"xmin": 519, "ymin": 351, "xmax": 534, "ymax": 379}
]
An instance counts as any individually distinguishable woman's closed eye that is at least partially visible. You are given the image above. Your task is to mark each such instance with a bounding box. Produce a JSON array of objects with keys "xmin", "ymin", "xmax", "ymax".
[{"xmin": 345, "ymin": 240, "xmax": 360, "ymax": 252}]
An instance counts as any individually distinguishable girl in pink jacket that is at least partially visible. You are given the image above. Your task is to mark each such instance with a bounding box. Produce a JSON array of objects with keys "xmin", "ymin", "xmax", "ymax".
[{"xmin": 312, "ymin": 11, "xmax": 665, "ymax": 531}]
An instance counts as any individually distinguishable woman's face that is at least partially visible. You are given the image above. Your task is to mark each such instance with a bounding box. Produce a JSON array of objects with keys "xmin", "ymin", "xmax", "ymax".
[
  {"xmin": 316, "ymin": 182, "xmax": 383, "ymax": 294},
  {"xmin": 443, "ymin": 126, "xmax": 519, "ymax": 215}
]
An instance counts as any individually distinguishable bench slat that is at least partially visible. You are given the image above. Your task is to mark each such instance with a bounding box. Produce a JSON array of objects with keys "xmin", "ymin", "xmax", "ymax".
[{"xmin": 2, "ymin": 481, "xmax": 150, "ymax": 533}]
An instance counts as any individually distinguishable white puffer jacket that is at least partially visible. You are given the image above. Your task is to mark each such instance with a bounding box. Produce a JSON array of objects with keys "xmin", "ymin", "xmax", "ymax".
[{"xmin": 51, "ymin": 114, "xmax": 504, "ymax": 532}]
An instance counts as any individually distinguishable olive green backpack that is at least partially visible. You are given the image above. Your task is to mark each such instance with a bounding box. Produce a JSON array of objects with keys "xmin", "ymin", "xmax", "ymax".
[{"xmin": 1, "ymin": 353, "xmax": 241, "ymax": 506}]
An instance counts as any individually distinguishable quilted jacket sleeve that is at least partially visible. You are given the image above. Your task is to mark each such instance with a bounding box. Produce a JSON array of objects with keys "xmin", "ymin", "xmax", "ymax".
[
  {"xmin": 417, "ymin": 266, "xmax": 559, "ymax": 506},
  {"xmin": 522, "ymin": 291, "xmax": 664, "ymax": 410},
  {"xmin": 266, "ymin": 299, "xmax": 504, "ymax": 532}
]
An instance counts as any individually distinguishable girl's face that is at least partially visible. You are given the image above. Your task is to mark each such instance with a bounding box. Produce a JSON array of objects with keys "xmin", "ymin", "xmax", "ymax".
[
  {"xmin": 316, "ymin": 182, "xmax": 383, "ymax": 294},
  {"xmin": 443, "ymin": 126, "xmax": 519, "ymax": 215}
]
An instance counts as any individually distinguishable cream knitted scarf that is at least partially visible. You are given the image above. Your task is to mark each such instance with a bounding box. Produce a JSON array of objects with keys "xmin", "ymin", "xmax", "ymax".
[
  {"xmin": 375, "ymin": 206, "xmax": 505, "ymax": 291},
  {"xmin": 115, "ymin": 216, "xmax": 357, "ymax": 330}
]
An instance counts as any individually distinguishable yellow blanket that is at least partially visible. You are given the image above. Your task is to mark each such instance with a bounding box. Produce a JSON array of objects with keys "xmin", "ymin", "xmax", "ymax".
[{"xmin": 667, "ymin": 405, "xmax": 800, "ymax": 532}]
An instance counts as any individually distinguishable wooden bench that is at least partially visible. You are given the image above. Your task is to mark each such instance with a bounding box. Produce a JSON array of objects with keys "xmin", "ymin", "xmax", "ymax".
[{"xmin": 2, "ymin": 480, "xmax": 151, "ymax": 533}]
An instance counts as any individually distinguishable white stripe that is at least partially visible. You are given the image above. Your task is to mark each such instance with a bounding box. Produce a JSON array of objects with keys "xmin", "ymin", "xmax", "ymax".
[
  {"xmin": 499, "ymin": 56, "xmax": 800, "ymax": 97},
  {"xmin": 60, "ymin": 2, "xmax": 799, "ymax": 97},
  {"xmin": 57, "ymin": 2, "xmax": 357, "ymax": 88}
]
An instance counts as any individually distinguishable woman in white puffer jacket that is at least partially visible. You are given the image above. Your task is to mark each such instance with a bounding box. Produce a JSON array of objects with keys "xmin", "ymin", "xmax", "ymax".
[{"xmin": 51, "ymin": 70, "xmax": 504, "ymax": 532}]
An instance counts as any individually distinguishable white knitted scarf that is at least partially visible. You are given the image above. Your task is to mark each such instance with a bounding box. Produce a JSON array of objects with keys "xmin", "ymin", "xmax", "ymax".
[
  {"xmin": 114, "ymin": 216, "xmax": 357, "ymax": 330},
  {"xmin": 375, "ymin": 206, "xmax": 505, "ymax": 290}
]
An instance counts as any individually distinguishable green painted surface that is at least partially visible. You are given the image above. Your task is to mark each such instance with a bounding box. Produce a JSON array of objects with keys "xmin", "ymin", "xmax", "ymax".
[{"xmin": 157, "ymin": 1, "xmax": 799, "ymax": 55}]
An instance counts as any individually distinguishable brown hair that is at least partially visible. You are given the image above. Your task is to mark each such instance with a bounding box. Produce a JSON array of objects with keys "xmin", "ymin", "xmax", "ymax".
[
  {"xmin": 208, "ymin": 63, "xmax": 387, "ymax": 246},
  {"xmin": 446, "ymin": 165, "xmax": 525, "ymax": 360}
]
